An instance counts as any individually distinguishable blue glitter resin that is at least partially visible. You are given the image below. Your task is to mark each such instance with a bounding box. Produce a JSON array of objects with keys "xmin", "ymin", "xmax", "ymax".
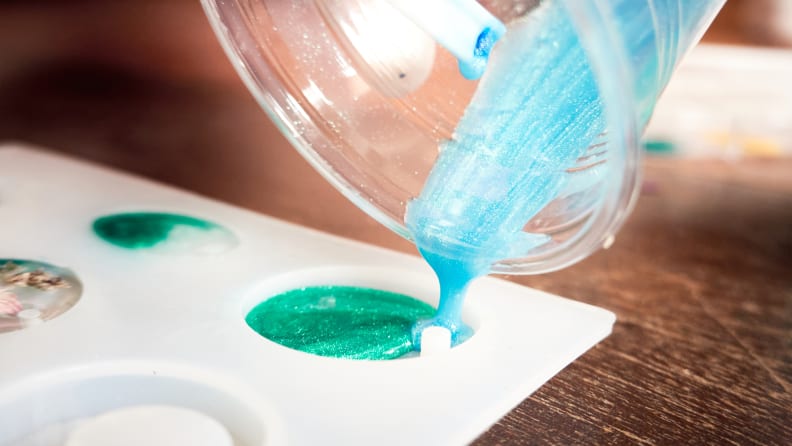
[
  {"xmin": 459, "ymin": 27, "xmax": 504, "ymax": 80},
  {"xmin": 409, "ymin": 1, "xmax": 718, "ymax": 343}
]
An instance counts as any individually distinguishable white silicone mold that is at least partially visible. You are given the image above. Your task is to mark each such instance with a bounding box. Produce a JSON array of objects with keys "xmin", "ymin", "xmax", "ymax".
[{"xmin": 0, "ymin": 145, "xmax": 615, "ymax": 446}]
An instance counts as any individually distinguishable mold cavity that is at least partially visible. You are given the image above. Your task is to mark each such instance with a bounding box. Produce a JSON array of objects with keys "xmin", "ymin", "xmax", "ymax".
[
  {"xmin": 92, "ymin": 212, "xmax": 237, "ymax": 255},
  {"xmin": 245, "ymin": 286, "xmax": 436, "ymax": 360},
  {"xmin": 0, "ymin": 259, "xmax": 82, "ymax": 334},
  {"xmin": 64, "ymin": 405, "xmax": 232, "ymax": 446},
  {"xmin": 0, "ymin": 363, "xmax": 280, "ymax": 446}
]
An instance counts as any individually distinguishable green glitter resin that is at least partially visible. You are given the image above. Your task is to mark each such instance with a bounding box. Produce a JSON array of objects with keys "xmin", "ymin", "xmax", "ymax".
[
  {"xmin": 643, "ymin": 139, "xmax": 676, "ymax": 154},
  {"xmin": 245, "ymin": 286, "xmax": 436, "ymax": 360},
  {"xmin": 93, "ymin": 212, "xmax": 223, "ymax": 250}
]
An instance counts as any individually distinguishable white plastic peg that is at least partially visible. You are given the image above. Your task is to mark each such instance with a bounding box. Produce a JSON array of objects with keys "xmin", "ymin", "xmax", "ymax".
[{"xmin": 420, "ymin": 325, "xmax": 453, "ymax": 356}]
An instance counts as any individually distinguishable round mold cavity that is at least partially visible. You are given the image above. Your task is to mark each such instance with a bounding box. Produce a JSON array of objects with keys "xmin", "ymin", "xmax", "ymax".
[
  {"xmin": 0, "ymin": 362, "xmax": 285, "ymax": 446},
  {"xmin": 240, "ymin": 266, "xmax": 481, "ymax": 361},
  {"xmin": 92, "ymin": 212, "xmax": 238, "ymax": 255},
  {"xmin": 0, "ymin": 259, "xmax": 82, "ymax": 334},
  {"xmin": 64, "ymin": 405, "xmax": 233, "ymax": 446}
]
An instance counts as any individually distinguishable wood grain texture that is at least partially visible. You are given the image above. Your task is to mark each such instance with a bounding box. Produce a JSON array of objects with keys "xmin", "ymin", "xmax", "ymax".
[
  {"xmin": 478, "ymin": 162, "xmax": 792, "ymax": 445},
  {"xmin": 0, "ymin": 1, "xmax": 790, "ymax": 444}
]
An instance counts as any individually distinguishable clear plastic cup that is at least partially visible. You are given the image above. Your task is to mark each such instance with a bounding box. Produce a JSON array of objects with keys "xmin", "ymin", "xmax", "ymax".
[{"xmin": 201, "ymin": 0, "xmax": 724, "ymax": 274}]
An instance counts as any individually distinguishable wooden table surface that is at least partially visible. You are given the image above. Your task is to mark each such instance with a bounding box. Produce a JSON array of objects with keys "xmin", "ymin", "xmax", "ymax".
[{"xmin": 1, "ymin": 2, "xmax": 790, "ymax": 444}]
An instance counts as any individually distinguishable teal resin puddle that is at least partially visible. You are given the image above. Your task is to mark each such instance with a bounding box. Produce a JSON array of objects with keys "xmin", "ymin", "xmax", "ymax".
[
  {"xmin": 0, "ymin": 259, "xmax": 82, "ymax": 333},
  {"xmin": 245, "ymin": 286, "xmax": 437, "ymax": 360},
  {"xmin": 93, "ymin": 212, "xmax": 237, "ymax": 254}
]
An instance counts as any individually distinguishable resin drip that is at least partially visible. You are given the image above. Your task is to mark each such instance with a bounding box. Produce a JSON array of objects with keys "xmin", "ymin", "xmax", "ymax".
[
  {"xmin": 407, "ymin": 0, "xmax": 717, "ymax": 342},
  {"xmin": 246, "ymin": 286, "xmax": 435, "ymax": 360}
]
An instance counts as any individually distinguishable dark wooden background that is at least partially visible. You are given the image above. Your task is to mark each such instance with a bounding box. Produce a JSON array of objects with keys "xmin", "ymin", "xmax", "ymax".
[{"xmin": 1, "ymin": 1, "xmax": 790, "ymax": 444}]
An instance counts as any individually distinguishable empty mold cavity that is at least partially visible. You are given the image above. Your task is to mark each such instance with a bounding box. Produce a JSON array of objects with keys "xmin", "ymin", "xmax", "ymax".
[
  {"xmin": 92, "ymin": 212, "xmax": 237, "ymax": 255},
  {"xmin": 0, "ymin": 259, "xmax": 82, "ymax": 334},
  {"xmin": 0, "ymin": 362, "xmax": 283, "ymax": 446},
  {"xmin": 242, "ymin": 267, "xmax": 480, "ymax": 360},
  {"xmin": 64, "ymin": 405, "xmax": 233, "ymax": 446}
]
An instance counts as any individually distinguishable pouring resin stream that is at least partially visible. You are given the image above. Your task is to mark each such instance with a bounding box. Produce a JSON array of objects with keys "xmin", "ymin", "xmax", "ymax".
[
  {"xmin": 407, "ymin": 0, "xmax": 725, "ymax": 345},
  {"xmin": 203, "ymin": 0, "xmax": 725, "ymax": 356}
]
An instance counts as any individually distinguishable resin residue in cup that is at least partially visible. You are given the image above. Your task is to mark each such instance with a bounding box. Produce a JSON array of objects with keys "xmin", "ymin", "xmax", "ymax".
[
  {"xmin": 92, "ymin": 212, "xmax": 237, "ymax": 255},
  {"xmin": 0, "ymin": 259, "xmax": 82, "ymax": 334},
  {"xmin": 245, "ymin": 286, "xmax": 436, "ymax": 360}
]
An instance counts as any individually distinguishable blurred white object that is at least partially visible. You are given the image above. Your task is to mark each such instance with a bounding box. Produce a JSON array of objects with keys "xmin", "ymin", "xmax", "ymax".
[
  {"xmin": 387, "ymin": 0, "xmax": 505, "ymax": 79},
  {"xmin": 772, "ymin": 0, "xmax": 792, "ymax": 44},
  {"xmin": 319, "ymin": 0, "xmax": 437, "ymax": 97},
  {"xmin": 645, "ymin": 44, "xmax": 792, "ymax": 158},
  {"xmin": 740, "ymin": 0, "xmax": 792, "ymax": 46}
]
